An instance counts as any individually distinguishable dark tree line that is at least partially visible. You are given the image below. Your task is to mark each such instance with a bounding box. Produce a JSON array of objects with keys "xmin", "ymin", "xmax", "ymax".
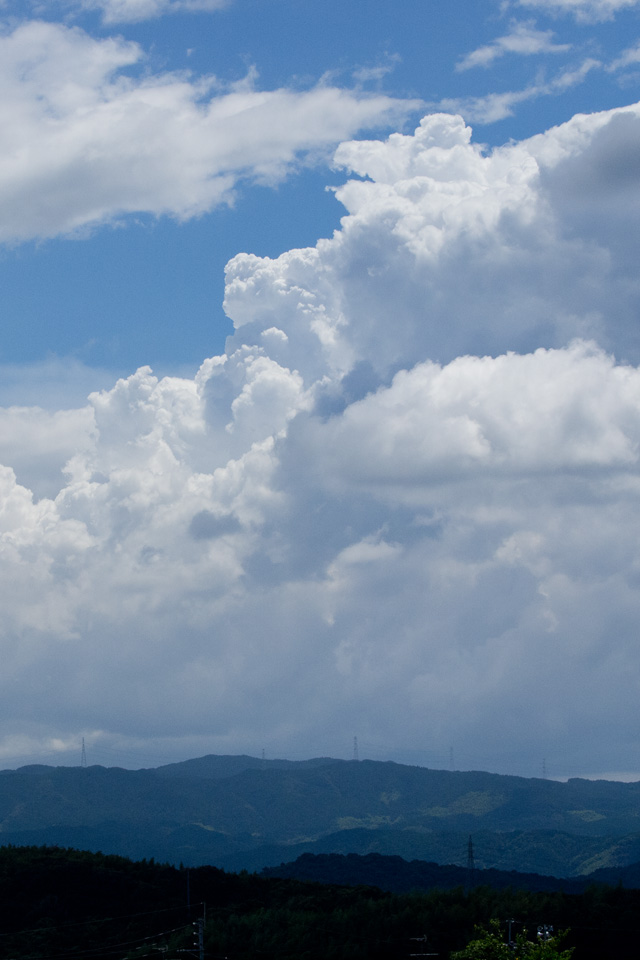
[{"xmin": 0, "ymin": 846, "xmax": 639, "ymax": 960}]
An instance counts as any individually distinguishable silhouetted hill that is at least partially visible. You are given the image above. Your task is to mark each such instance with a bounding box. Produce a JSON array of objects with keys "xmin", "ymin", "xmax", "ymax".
[
  {"xmin": 155, "ymin": 753, "xmax": 339, "ymax": 779},
  {"xmin": 214, "ymin": 826, "xmax": 640, "ymax": 877},
  {"xmin": 1, "ymin": 756, "xmax": 640, "ymax": 876},
  {"xmin": 262, "ymin": 851, "xmax": 592, "ymax": 893},
  {"xmin": 587, "ymin": 859, "xmax": 640, "ymax": 887}
]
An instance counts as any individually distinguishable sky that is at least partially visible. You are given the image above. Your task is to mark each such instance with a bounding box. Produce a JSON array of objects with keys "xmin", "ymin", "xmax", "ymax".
[{"xmin": 1, "ymin": 0, "xmax": 640, "ymax": 779}]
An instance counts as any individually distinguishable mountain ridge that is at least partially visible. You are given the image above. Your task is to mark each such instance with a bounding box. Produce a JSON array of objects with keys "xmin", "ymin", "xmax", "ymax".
[{"xmin": 1, "ymin": 754, "xmax": 639, "ymax": 876}]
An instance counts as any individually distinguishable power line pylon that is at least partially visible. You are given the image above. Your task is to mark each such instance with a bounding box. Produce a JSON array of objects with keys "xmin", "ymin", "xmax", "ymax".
[
  {"xmin": 466, "ymin": 835, "xmax": 475, "ymax": 893},
  {"xmin": 81, "ymin": 737, "xmax": 87, "ymax": 768},
  {"xmin": 353, "ymin": 736, "xmax": 359, "ymax": 762}
]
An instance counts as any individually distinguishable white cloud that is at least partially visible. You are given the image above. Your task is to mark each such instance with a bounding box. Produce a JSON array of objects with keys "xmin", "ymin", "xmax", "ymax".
[
  {"xmin": 608, "ymin": 41, "xmax": 640, "ymax": 71},
  {"xmin": 0, "ymin": 20, "xmax": 416, "ymax": 244},
  {"xmin": 296, "ymin": 342, "xmax": 640, "ymax": 494},
  {"xmin": 0, "ymin": 357, "xmax": 124, "ymax": 409},
  {"xmin": 515, "ymin": 0, "xmax": 640, "ymax": 22},
  {"xmin": 457, "ymin": 21, "xmax": 570, "ymax": 71},
  {"xmin": 49, "ymin": 0, "xmax": 230, "ymax": 24},
  {"xmin": 3, "ymin": 101, "xmax": 640, "ymax": 774},
  {"xmin": 0, "ymin": 404, "xmax": 94, "ymax": 500},
  {"xmin": 439, "ymin": 58, "xmax": 601, "ymax": 122}
]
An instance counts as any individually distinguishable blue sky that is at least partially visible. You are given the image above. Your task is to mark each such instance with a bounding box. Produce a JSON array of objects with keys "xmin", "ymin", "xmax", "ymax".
[
  {"xmin": 1, "ymin": 0, "xmax": 640, "ymax": 778},
  {"xmin": 2, "ymin": 0, "xmax": 639, "ymax": 384}
]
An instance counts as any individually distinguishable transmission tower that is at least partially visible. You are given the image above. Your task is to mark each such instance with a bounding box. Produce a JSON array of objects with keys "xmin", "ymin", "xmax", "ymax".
[
  {"xmin": 353, "ymin": 736, "xmax": 359, "ymax": 762},
  {"xmin": 542, "ymin": 758, "xmax": 547, "ymax": 780},
  {"xmin": 81, "ymin": 737, "xmax": 87, "ymax": 768},
  {"xmin": 466, "ymin": 835, "xmax": 475, "ymax": 892}
]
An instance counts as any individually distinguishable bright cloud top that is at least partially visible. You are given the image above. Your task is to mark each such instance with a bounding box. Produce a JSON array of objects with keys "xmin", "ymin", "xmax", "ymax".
[
  {"xmin": 2, "ymin": 99, "xmax": 640, "ymax": 774},
  {"xmin": 0, "ymin": 20, "xmax": 413, "ymax": 243}
]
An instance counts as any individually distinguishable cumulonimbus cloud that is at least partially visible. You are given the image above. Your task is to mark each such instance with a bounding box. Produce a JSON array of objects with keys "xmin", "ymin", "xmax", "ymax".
[{"xmin": 2, "ymin": 98, "xmax": 640, "ymax": 774}]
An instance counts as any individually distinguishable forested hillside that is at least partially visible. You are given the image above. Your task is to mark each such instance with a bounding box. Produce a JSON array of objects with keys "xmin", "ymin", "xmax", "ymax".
[
  {"xmin": 0, "ymin": 846, "xmax": 639, "ymax": 960},
  {"xmin": 2, "ymin": 757, "xmax": 640, "ymax": 876}
]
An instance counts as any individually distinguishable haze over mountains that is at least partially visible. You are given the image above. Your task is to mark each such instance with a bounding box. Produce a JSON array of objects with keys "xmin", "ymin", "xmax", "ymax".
[{"xmin": 2, "ymin": 755, "xmax": 640, "ymax": 880}]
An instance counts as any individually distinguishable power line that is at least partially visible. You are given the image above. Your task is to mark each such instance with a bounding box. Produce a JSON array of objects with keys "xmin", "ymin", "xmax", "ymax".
[
  {"xmin": 10, "ymin": 922, "xmax": 193, "ymax": 960},
  {"xmin": 0, "ymin": 904, "xmax": 204, "ymax": 940}
]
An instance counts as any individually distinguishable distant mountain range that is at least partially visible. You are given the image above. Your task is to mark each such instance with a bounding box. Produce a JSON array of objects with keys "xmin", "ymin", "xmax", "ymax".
[{"xmin": 2, "ymin": 755, "xmax": 640, "ymax": 879}]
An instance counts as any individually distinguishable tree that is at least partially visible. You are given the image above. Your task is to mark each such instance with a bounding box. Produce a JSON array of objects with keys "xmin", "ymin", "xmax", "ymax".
[{"xmin": 451, "ymin": 920, "xmax": 574, "ymax": 960}]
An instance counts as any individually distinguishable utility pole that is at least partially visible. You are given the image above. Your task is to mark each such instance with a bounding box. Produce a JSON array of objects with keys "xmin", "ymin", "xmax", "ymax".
[{"xmin": 193, "ymin": 916, "xmax": 204, "ymax": 960}]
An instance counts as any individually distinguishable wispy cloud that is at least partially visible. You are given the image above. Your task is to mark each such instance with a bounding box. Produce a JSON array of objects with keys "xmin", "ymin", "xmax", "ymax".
[
  {"xmin": 457, "ymin": 20, "xmax": 570, "ymax": 71},
  {"xmin": 515, "ymin": 0, "xmax": 640, "ymax": 23},
  {"xmin": 352, "ymin": 54, "xmax": 402, "ymax": 86},
  {"xmin": 440, "ymin": 58, "xmax": 601, "ymax": 122},
  {"xmin": 52, "ymin": 0, "xmax": 231, "ymax": 24},
  {"xmin": 607, "ymin": 41, "xmax": 640, "ymax": 71}
]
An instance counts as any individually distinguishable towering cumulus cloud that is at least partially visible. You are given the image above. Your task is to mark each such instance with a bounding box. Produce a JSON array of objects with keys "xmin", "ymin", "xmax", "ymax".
[{"xmin": 3, "ymin": 102, "xmax": 640, "ymax": 774}]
